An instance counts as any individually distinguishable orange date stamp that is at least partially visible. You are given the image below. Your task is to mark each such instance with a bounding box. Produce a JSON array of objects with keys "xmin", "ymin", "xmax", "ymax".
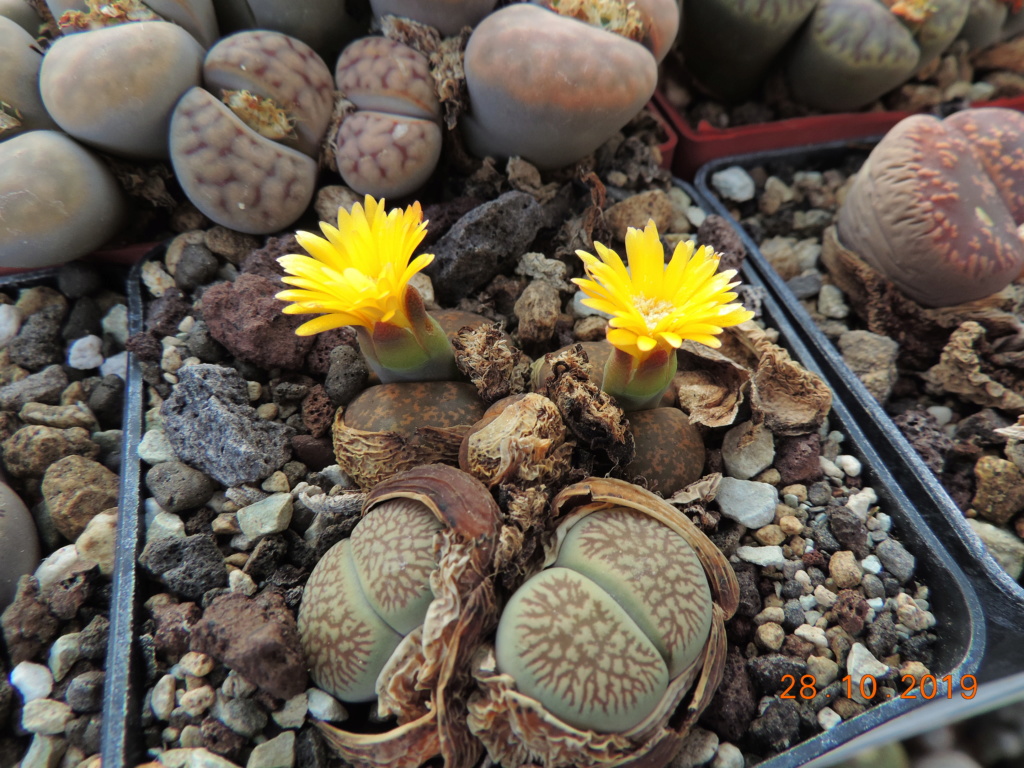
[{"xmin": 779, "ymin": 673, "xmax": 978, "ymax": 700}]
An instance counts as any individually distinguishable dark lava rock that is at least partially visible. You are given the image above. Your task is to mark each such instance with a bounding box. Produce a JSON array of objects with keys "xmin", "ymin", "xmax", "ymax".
[
  {"xmin": 139, "ymin": 534, "xmax": 228, "ymax": 601},
  {"xmin": 426, "ymin": 191, "xmax": 545, "ymax": 304},
  {"xmin": 202, "ymin": 273, "xmax": 314, "ymax": 370},
  {"xmin": 161, "ymin": 364, "xmax": 293, "ymax": 486},
  {"xmin": 87, "ymin": 373, "xmax": 125, "ymax": 428},
  {"xmin": 733, "ymin": 562, "xmax": 762, "ymax": 619},
  {"xmin": 78, "ymin": 615, "xmax": 109, "ymax": 660},
  {"xmin": 833, "ymin": 589, "xmax": 870, "ymax": 636},
  {"xmin": 900, "ymin": 632, "xmax": 936, "ymax": 667},
  {"xmin": 296, "ymin": 726, "xmax": 330, "ymax": 768},
  {"xmin": 892, "ymin": 409, "xmax": 954, "ymax": 475},
  {"xmin": 697, "ymin": 214, "xmax": 747, "ymax": 273},
  {"xmin": 291, "ymin": 435, "xmax": 333, "ymax": 471},
  {"xmin": 830, "ymin": 507, "xmax": 869, "ymax": 559},
  {"xmin": 151, "ymin": 601, "xmax": 202, "ymax": 663},
  {"xmin": 747, "ymin": 698, "xmax": 801, "ymax": 754},
  {"xmin": 954, "ymin": 408, "xmax": 1011, "ymax": 448},
  {"xmin": 0, "ymin": 364, "xmax": 68, "ymax": 409},
  {"xmin": 807, "ymin": 480, "xmax": 832, "ymax": 507},
  {"xmin": 782, "ymin": 600, "xmax": 805, "ymax": 632},
  {"xmin": 747, "ymin": 654, "xmax": 808, "ymax": 695},
  {"xmin": 62, "ymin": 297, "xmax": 103, "ymax": 342},
  {"xmin": 875, "ymin": 538, "xmax": 915, "ymax": 583},
  {"xmin": 774, "ymin": 433, "xmax": 823, "ymax": 486},
  {"xmin": 700, "ymin": 647, "xmax": 757, "ymax": 743},
  {"xmin": 242, "ymin": 535, "xmax": 287, "ymax": 583},
  {"xmin": 125, "ymin": 331, "xmax": 163, "ymax": 362},
  {"xmin": 1, "ymin": 577, "xmax": 60, "ymax": 664},
  {"xmin": 808, "ymin": 518, "xmax": 840, "ymax": 554},
  {"xmin": 190, "ymin": 589, "xmax": 308, "ymax": 700},
  {"xmin": 65, "ymin": 669, "xmax": 105, "ymax": 713},
  {"xmin": 184, "ymin": 321, "xmax": 226, "ymax": 363},
  {"xmin": 10, "ymin": 304, "xmax": 64, "ymax": 369},
  {"xmin": 175, "ymin": 243, "xmax": 220, "ymax": 292},
  {"xmin": 145, "ymin": 461, "xmax": 218, "ymax": 514},
  {"xmin": 145, "ymin": 288, "xmax": 191, "ymax": 336},
  {"xmin": 57, "ymin": 262, "xmax": 103, "ymax": 299},
  {"xmin": 867, "ymin": 609, "xmax": 899, "ymax": 659},
  {"xmin": 324, "ymin": 344, "xmax": 368, "ymax": 407},
  {"xmin": 301, "ymin": 385, "xmax": 333, "ymax": 439},
  {"xmin": 201, "ymin": 715, "xmax": 248, "ymax": 759},
  {"xmin": 67, "ymin": 712, "xmax": 102, "ymax": 754},
  {"xmin": 304, "ymin": 327, "xmax": 356, "ymax": 376}
]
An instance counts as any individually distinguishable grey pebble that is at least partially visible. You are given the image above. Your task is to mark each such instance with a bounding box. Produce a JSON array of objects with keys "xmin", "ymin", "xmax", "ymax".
[
  {"xmin": 785, "ymin": 272, "xmax": 823, "ymax": 300},
  {"xmin": 0, "ymin": 365, "xmax": 68, "ymax": 409},
  {"xmin": 717, "ymin": 477, "xmax": 778, "ymax": 528},
  {"xmin": 712, "ymin": 166, "xmax": 756, "ymax": 203},
  {"xmin": 875, "ymin": 538, "xmax": 916, "ymax": 583},
  {"xmin": 9, "ymin": 305, "xmax": 64, "ymax": 369},
  {"xmin": 213, "ymin": 692, "xmax": 268, "ymax": 738},
  {"xmin": 324, "ymin": 344, "xmax": 369, "ymax": 408},
  {"xmin": 65, "ymin": 670, "xmax": 105, "ymax": 713},
  {"xmin": 145, "ymin": 461, "xmax": 218, "ymax": 514}
]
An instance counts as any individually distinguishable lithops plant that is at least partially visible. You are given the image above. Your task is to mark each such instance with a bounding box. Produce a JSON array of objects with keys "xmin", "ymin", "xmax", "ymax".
[
  {"xmin": 785, "ymin": 0, "xmax": 971, "ymax": 112},
  {"xmin": 39, "ymin": 20, "xmax": 205, "ymax": 158},
  {"xmin": 169, "ymin": 30, "xmax": 332, "ymax": 233},
  {"xmin": 369, "ymin": 0, "xmax": 497, "ymax": 35},
  {"xmin": 332, "ymin": 36, "xmax": 444, "ymax": 198},
  {"xmin": 462, "ymin": 0, "xmax": 676, "ymax": 169},
  {"xmin": 299, "ymin": 464, "xmax": 503, "ymax": 768},
  {"xmin": 959, "ymin": 0, "xmax": 1024, "ymax": 49},
  {"xmin": 0, "ymin": 130, "xmax": 127, "ymax": 268},
  {"xmin": 209, "ymin": 0, "xmax": 363, "ymax": 59},
  {"xmin": 835, "ymin": 107, "xmax": 1024, "ymax": 307},
  {"xmin": 680, "ymin": 0, "xmax": 969, "ymax": 111},
  {"xmin": 469, "ymin": 477, "xmax": 738, "ymax": 767},
  {"xmin": 0, "ymin": 16, "xmax": 56, "ymax": 142},
  {"xmin": 0, "ymin": 481, "xmax": 40, "ymax": 607},
  {"xmin": 51, "ymin": 0, "xmax": 220, "ymax": 46}
]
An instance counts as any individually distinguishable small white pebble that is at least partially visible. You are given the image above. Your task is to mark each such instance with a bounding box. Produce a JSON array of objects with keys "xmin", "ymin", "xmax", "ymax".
[
  {"xmin": 0, "ymin": 304, "xmax": 22, "ymax": 346},
  {"xmin": 828, "ymin": 431, "xmax": 845, "ymax": 444},
  {"xmin": 817, "ymin": 707, "xmax": 843, "ymax": 730},
  {"xmin": 926, "ymin": 405, "xmax": 953, "ymax": 427},
  {"xmin": 819, "ymin": 456, "xmax": 844, "ymax": 479},
  {"xmin": 151, "ymin": 674, "xmax": 177, "ymax": 721},
  {"xmin": 247, "ymin": 381, "xmax": 262, "ymax": 400},
  {"xmin": 875, "ymin": 512, "xmax": 892, "ymax": 532},
  {"xmin": 794, "ymin": 624, "xmax": 828, "ymax": 648},
  {"xmin": 99, "ymin": 350, "xmax": 128, "ymax": 380},
  {"xmin": 11, "ymin": 662, "xmax": 53, "ymax": 702},
  {"xmin": 835, "ymin": 454, "xmax": 862, "ymax": 477},
  {"xmin": 798, "ymin": 594, "xmax": 818, "ymax": 611},
  {"xmin": 229, "ymin": 568, "xmax": 257, "ymax": 596},
  {"xmin": 177, "ymin": 315, "xmax": 196, "ymax": 334},
  {"xmin": 101, "ymin": 304, "xmax": 129, "ymax": 345},
  {"xmin": 846, "ymin": 488, "xmax": 877, "ymax": 519},
  {"xmin": 861, "ymin": 555, "xmax": 883, "ymax": 574},
  {"xmin": 866, "ymin": 597, "xmax": 885, "ymax": 610},
  {"xmin": 47, "ymin": 634, "xmax": 82, "ymax": 682},
  {"xmin": 804, "ymin": 610, "xmax": 823, "ymax": 625},
  {"xmin": 814, "ymin": 584, "xmax": 837, "ymax": 609},
  {"xmin": 686, "ymin": 206, "xmax": 707, "ymax": 228},
  {"xmin": 67, "ymin": 335, "xmax": 104, "ymax": 370},
  {"xmin": 307, "ymin": 688, "xmax": 348, "ymax": 722},
  {"xmin": 272, "ymin": 692, "xmax": 308, "ymax": 729}
]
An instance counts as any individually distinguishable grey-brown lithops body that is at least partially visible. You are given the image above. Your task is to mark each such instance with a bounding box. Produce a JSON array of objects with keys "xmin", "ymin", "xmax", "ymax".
[
  {"xmin": 39, "ymin": 20, "xmax": 205, "ymax": 158},
  {"xmin": 202, "ymin": 30, "xmax": 335, "ymax": 157},
  {"xmin": 0, "ymin": 16, "xmax": 57, "ymax": 142},
  {"xmin": 299, "ymin": 464, "xmax": 503, "ymax": 768},
  {"xmin": 331, "ymin": 36, "xmax": 443, "ymax": 198},
  {"xmin": 0, "ymin": 130, "xmax": 126, "ymax": 268},
  {"xmin": 169, "ymin": 86, "xmax": 318, "ymax": 234},
  {"xmin": 469, "ymin": 477, "xmax": 738, "ymax": 768}
]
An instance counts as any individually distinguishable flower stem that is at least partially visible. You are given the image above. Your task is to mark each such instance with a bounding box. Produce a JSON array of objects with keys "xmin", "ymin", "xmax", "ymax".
[{"xmin": 601, "ymin": 347, "xmax": 678, "ymax": 411}]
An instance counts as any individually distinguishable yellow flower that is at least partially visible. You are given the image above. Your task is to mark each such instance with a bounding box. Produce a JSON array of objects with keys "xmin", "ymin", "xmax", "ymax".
[
  {"xmin": 276, "ymin": 195, "xmax": 434, "ymax": 336},
  {"xmin": 573, "ymin": 220, "xmax": 754, "ymax": 361}
]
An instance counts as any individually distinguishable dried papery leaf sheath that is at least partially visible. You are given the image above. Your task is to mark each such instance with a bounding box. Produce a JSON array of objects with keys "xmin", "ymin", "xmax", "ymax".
[{"xmin": 304, "ymin": 465, "xmax": 502, "ymax": 768}]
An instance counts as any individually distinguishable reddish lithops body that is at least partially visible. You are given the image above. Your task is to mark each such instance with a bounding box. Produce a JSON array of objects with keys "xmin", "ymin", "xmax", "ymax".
[
  {"xmin": 203, "ymin": 30, "xmax": 335, "ymax": 157},
  {"xmin": 332, "ymin": 37, "xmax": 444, "ymax": 198},
  {"xmin": 0, "ymin": 17, "xmax": 57, "ymax": 142},
  {"xmin": 836, "ymin": 109, "xmax": 1024, "ymax": 307},
  {"xmin": 462, "ymin": 3, "xmax": 659, "ymax": 169},
  {"xmin": 39, "ymin": 21, "xmax": 205, "ymax": 159}
]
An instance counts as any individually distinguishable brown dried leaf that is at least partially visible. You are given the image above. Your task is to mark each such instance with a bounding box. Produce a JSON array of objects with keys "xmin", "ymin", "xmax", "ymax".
[
  {"xmin": 922, "ymin": 321, "xmax": 1024, "ymax": 413},
  {"xmin": 544, "ymin": 344, "xmax": 635, "ymax": 467},
  {"xmin": 667, "ymin": 473, "xmax": 722, "ymax": 507},
  {"xmin": 552, "ymin": 171, "xmax": 609, "ymax": 261},
  {"xmin": 995, "ymin": 415, "xmax": 1024, "ymax": 441},
  {"xmin": 823, "ymin": 225, "xmax": 1024, "ymax": 369},
  {"xmin": 460, "ymin": 393, "xmax": 573, "ymax": 489},
  {"xmin": 674, "ymin": 344, "xmax": 751, "ymax": 428},
  {"xmin": 735, "ymin": 322, "xmax": 832, "ymax": 436},
  {"xmin": 320, "ymin": 94, "xmax": 355, "ymax": 172},
  {"xmin": 103, "ymin": 156, "xmax": 177, "ymax": 209},
  {"xmin": 332, "ymin": 408, "xmax": 471, "ymax": 489},
  {"xmin": 451, "ymin": 323, "xmax": 532, "ymax": 403},
  {"xmin": 507, "ymin": 158, "xmax": 562, "ymax": 204}
]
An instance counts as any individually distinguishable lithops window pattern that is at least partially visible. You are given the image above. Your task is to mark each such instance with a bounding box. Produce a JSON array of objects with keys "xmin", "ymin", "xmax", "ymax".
[
  {"xmin": 349, "ymin": 498, "xmax": 444, "ymax": 635},
  {"xmin": 554, "ymin": 508, "xmax": 714, "ymax": 677},
  {"xmin": 495, "ymin": 567, "xmax": 670, "ymax": 733}
]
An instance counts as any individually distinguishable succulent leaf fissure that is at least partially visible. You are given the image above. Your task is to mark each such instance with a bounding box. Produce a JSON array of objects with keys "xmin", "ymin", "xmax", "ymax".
[
  {"xmin": 545, "ymin": 0, "xmax": 647, "ymax": 40},
  {"xmin": 221, "ymin": 89, "xmax": 298, "ymax": 141}
]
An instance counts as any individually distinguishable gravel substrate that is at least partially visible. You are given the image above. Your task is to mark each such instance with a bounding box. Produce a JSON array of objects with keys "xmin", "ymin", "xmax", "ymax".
[
  {"xmin": 0, "ymin": 263, "xmax": 129, "ymax": 768},
  {"xmin": 118, "ymin": 155, "xmax": 951, "ymax": 768},
  {"xmin": 707, "ymin": 155, "xmax": 1024, "ymax": 585}
]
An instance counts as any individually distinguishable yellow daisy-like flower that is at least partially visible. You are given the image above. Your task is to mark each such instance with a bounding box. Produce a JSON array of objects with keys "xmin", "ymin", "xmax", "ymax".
[
  {"xmin": 276, "ymin": 195, "xmax": 433, "ymax": 336},
  {"xmin": 573, "ymin": 220, "xmax": 754, "ymax": 361}
]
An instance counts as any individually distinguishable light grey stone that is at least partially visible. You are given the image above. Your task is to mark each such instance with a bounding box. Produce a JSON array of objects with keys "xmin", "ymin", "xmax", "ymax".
[
  {"xmin": 237, "ymin": 493, "xmax": 293, "ymax": 539},
  {"xmin": 721, "ymin": 421, "xmax": 774, "ymax": 481},
  {"xmin": 817, "ymin": 284, "xmax": 849, "ymax": 319},
  {"xmin": 735, "ymin": 545, "xmax": 786, "ymax": 568},
  {"xmin": 672, "ymin": 726, "xmax": 718, "ymax": 768},
  {"xmin": 716, "ymin": 477, "xmax": 778, "ymax": 528},
  {"xmin": 19, "ymin": 734, "xmax": 66, "ymax": 768},
  {"xmin": 710, "ymin": 742, "xmax": 744, "ymax": 768},
  {"xmin": 67, "ymin": 334, "xmax": 103, "ymax": 370},
  {"xmin": 158, "ymin": 747, "xmax": 242, "ymax": 768},
  {"xmin": 968, "ymin": 519, "xmax": 1024, "ymax": 579},
  {"xmin": 11, "ymin": 661, "xmax": 53, "ymax": 702},
  {"xmin": 272, "ymin": 692, "xmax": 308, "ymax": 729},
  {"xmin": 101, "ymin": 303, "xmax": 129, "ymax": 346},
  {"xmin": 47, "ymin": 634, "xmax": 81, "ymax": 682},
  {"xmin": 247, "ymin": 731, "xmax": 295, "ymax": 768},
  {"xmin": 306, "ymin": 687, "xmax": 348, "ymax": 722},
  {"xmin": 151, "ymin": 674, "xmax": 177, "ymax": 721},
  {"xmin": 21, "ymin": 698, "xmax": 72, "ymax": 734},
  {"xmin": 711, "ymin": 166, "xmax": 755, "ymax": 202},
  {"xmin": 139, "ymin": 428, "xmax": 178, "ymax": 465}
]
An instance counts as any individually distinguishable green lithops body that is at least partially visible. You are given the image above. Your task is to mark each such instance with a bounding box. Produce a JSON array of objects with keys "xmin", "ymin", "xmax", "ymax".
[
  {"xmin": 495, "ymin": 567, "xmax": 669, "ymax": 733},
  {"xmin": 349, "ymin": 498, "xmax": 444, "ymax": 635},
  {"xmin": 298, "ymin": 539, "xmax": 405, "ymax": 702},
  {"xmin": 554, "ymin": 508, "xmax": 713, "ymax": 678}
]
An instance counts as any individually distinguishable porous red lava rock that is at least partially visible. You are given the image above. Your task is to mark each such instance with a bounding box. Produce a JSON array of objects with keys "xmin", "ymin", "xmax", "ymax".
[
  {"xmin": 190, "ymin": 589, "xmax": 309, "ymax": 700},
  {"xmin": 151, "ymin": 600, "xmax": 203, "ymax": 662},
  {"xmin": 202, "ymin": 273, "xmax": 315, "ymax": 370},
  {"xmin": 773, "ymin": 432, "xmax": 823, "ymax": 486}
]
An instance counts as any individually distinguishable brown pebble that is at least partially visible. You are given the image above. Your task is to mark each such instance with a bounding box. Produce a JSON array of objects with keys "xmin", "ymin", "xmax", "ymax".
[
  {"xmin": 779, "ymin": 515, "xmax": 803, "ymax": 535},
  {"xmin": 755, "ymin": 622, "xmax": 785, "ymax": 651},
  {"xmin": 829, "ymin": 550, "xmax": 863, "ymax": 589}
]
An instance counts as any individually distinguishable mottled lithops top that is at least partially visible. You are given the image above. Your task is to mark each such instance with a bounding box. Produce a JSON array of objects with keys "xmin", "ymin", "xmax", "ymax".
[
  {"xmin": 495, "ymin": 506, "xmax": 713, "ymax": 733},
  {"xmin": 837, "ymin": 109, "xmax": 1024, "ymax": 307}
]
